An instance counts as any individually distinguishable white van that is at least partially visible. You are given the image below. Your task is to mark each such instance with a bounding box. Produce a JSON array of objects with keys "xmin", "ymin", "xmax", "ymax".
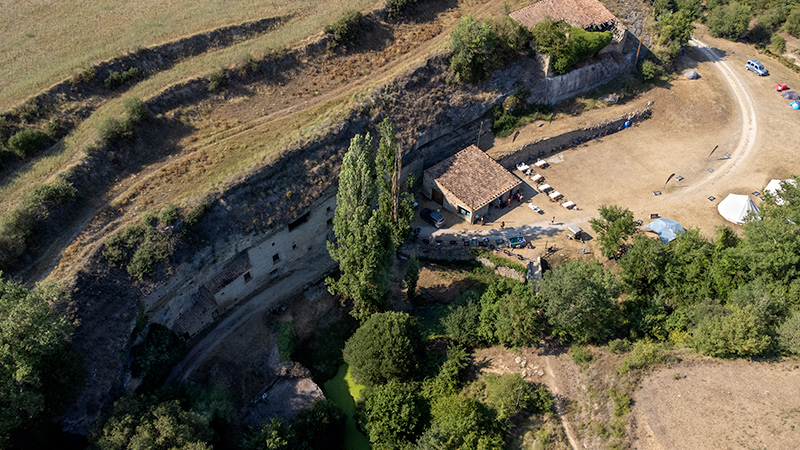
[{"xmin": 745, "ymin": 59, "xmax": 768, "ymax": 76}]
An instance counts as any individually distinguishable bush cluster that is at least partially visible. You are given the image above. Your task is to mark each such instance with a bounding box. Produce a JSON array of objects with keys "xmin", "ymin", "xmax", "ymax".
[
  {"xmin": 326, "ymin": 10, "xmax": 363, "ymax": 49},
  {"xmin": 531, "ymin": 19, "xmax": 612, "ymax": 75},
  {"xmin": 102, "ymin": 206, "xmax": 178, "ymax": 280},
  {"xmin": 386, "ymin": 0, "xmax": 418, "ymax": 19},
  {"xmin": 449, "ymin": 15, "xmax": 532, "ymax": 82},
  {"xmin": 6, "ymin": 128, "xmax": 51, "ymax": 158},
  {"xmin": 0, "ymin": 179, "xmax": 77, "ymax": 272},
  {"xmin": 104, "ymin": 67, "xmax": 143, "ymax": 89}
]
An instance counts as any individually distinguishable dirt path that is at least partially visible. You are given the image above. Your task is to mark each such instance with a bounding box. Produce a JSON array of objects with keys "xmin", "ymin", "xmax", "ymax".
[
  {"xmin": 543, "ymin": 355, "xmax": 581, "ymax": 450},
  {"xmin": 681, "ymin": 38, "xmax": 757, "ymax": 194}
]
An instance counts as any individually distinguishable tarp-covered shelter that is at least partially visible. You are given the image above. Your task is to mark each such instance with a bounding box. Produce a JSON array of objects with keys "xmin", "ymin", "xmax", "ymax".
[
  {"xmin": 684, "ymin": 69, "xmax": 699, "ymax": 79},
  {"xmin": 717, "ymin": 194, "xmax": 759, "ymax": 224},
  {"xmin": 776, "ymin": 83, "xmax": 789, "ymax": 91},
  {"xmin": 764, "ymin": 179, "xmax": 797, "ymax": 205},
  {"xmin": 791, "ymin": 101, "xmax": 800, "ymax": 110},
  {"xmin": 781, "ymin": 91, "xmax": 800, "ymax": 100},
  {"xmin": 643, "ymin": 218, "xmax": 685, "ymax": 244}
]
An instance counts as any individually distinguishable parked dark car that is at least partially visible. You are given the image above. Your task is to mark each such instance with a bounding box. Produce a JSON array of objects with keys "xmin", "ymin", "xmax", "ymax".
[{"xmin": 420, "ymin": 208, "xmax": 445, "ymax": 228}]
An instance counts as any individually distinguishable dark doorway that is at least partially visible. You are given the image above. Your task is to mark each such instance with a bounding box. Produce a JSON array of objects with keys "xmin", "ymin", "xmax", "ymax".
[{"xmin": 432, "ymin": 189, "xmax": 444, "ymax": 205}]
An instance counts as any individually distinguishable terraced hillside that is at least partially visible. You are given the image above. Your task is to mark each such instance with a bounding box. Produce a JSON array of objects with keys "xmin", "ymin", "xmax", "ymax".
[{"xmin": 3, "ymin": 0, "xmax": 554, "ymax": 435}]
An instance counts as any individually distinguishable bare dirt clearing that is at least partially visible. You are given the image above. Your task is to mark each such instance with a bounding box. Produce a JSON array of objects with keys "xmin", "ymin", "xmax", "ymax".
[{"xmin": 631, "ymin": 359, "xmax": 800, "ymax": 449}]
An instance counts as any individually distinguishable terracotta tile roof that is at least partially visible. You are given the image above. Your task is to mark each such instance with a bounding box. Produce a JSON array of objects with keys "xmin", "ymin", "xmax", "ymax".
[
  {"xmin": 510, "ymin": 0, "xmax": 619, "ymax": 30},
  {"xmin": 204, "ymin": 251, "xmax": 252, "ymax": 295},
  {"xmin": 172, "ymin": 287, "xmax": 217, "ymax": 336},
  {"xmin": 425, "ymin": 145, "xmax": 522, "ymax": 211}
]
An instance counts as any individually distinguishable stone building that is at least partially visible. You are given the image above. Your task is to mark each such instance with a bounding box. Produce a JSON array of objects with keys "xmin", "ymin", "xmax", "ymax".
[{"xmin": 423, "ymin": 145, "xmax": 522, "ymax": 224}]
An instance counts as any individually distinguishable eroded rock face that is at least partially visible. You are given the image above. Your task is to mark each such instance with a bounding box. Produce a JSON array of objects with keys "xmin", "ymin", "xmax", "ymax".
[{"xmin": 242, "ymin": 362, "xmax": 325, "ymax": 429}]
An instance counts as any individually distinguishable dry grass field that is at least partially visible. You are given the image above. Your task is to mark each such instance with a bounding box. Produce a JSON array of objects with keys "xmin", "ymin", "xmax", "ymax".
[{"xmin": 0, "ymin": 0, "xmax": 380, "ymax": 110}]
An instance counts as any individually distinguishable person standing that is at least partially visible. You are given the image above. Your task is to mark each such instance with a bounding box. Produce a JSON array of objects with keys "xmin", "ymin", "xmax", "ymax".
[
  {"xmin": 500, "ymin": 221, "xmax": 505, "ymax": 229},
  {"xmin": 551, "ymin": 217, "xmax": 555, "ymax": 224}
]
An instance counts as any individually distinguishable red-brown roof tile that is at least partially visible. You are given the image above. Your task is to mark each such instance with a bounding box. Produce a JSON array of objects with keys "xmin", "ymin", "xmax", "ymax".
[
  {"xmin": 510, "ymin": 0, "xmax": 618, "ymax": 30},
  {"xmin": 425, "ymin": 145, "xmax": 522, "ymax": 211}
]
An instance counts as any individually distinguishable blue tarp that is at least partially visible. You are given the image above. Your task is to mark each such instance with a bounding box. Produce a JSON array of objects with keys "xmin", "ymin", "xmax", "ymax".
[{"xmin": 643, "ymin": 218, "xmax": 685, "ymax": 244}]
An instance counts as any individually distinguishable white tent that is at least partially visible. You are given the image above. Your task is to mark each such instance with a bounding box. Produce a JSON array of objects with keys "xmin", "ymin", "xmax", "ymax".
[
  {"xmin": 717, "ymin": 194, "xmax": 759, "ymax": 224},
  {"xmin": 764, "ymin": 179, "xmax": 797, "ymax": 205}
]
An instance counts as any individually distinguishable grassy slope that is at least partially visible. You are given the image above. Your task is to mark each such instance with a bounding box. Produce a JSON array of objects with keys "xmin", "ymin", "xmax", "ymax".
[
  {"xmin": 0, "ymin": 0, "xmax": 379, "ymax": 110},
  {"xmin": 0, "ymin": 3, "xmax": 372, "ymax": 214}
]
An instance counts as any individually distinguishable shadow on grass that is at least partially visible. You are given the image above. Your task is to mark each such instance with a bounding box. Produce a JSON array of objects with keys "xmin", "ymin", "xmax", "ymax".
[{"xmin": 323, "ymin": 364, "xmax": 370, "ymax": 450}]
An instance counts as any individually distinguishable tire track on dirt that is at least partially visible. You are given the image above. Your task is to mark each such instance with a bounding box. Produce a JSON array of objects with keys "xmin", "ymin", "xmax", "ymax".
[{"xmin": 682, "ymin": 38, "xmax": 758, "ymax": 193}]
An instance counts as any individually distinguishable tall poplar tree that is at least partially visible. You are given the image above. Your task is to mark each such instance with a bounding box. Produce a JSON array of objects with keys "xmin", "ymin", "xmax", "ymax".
[
  {"xmin": 327, "ymin": 121, "xmax": 414, "ymax": 321},
  {"xmin": 327, "ymin": 133, "xmax": 387, "ymax": 320},
  {"xmin": 376, "ymin": 118, "xmax": 414, "ymax": 249}
]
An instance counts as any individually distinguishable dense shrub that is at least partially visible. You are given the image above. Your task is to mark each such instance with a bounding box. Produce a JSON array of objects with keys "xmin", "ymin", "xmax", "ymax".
[
  {"xmin": 777, "ymin": 312, "xmax": 800, "ymax": 355},
  {"xmin": 490, "ymin": 91, "xmax": 552, "ymax": 138},
  {"xmin": 159, "ymin": 204, "xmax": 180, "ymax": 225},
  {"xmin": 531, "ymin": 19, "xmax": 611, "ymax": 74},
  {"xmin": 483, "ymin": 374, "xmax": 551, "ymax": 419},
  {"xmin": 787, "ymin": 7, "xmax": 800, "ymax": 37},
  {"xmin": 207, "ymin": 69, "xmax": 226, "ymax": 92},
  {"xmin": 124, "ymin": 97, "xmax": 146, "ymax": 122},
  {"xmin": 0, "ymin": 179, "xmax": 77, "ymax": 271},
  {"xmin": 130, "ymin": 324, "xmax": 186, "ymax": 391},
  {"xmin": 7, "ymin": 129, "xmax": 51, "ymax": 158},
  {"xmin": 616, "ymin": 340, "xmax": 671, "ymax": 375},
  {"xmin": 449, "ymin": 15, "xmax": 498, "ymax": 82},
  {"xmin": 326, "ymin": 10, "xmax": 362, "ymax": 49},
  {"xmin": 102, "ymin": 221, "xmax": 170, "ymax": 280},
  {"xmin": 386, "ymin": 0, "xmax": 418, "ymax": 19},
  {"xmin": 550, "ymin": 27, "xmax": 612, "ymax": 74},
  {"xmin": 441, "ymin": 294, "xmax": 481, "ymax": 346},
  {"xmin": 691, "ymin": 304, "xmax": 772, "ymax": 358},
  {"xmin": 707, "ymin": 2, "xmax": 752, "ymax": 40},
  {"xmin": 104, "ymin": 67, "xmax": 143, "ymax": 89},
  {"xmin": 489, "ymin": 15, "xmax": 532, "ymax": 60},
  {"xmin": 98, "ymin": 116, "xmax": 133, "ymax": 143},
  {"xmin": 638, "ymin": 59, "xmax": 658, "ymax": 81},
  {"xmin": 772, "ymin": 33, "xmax": 787, "ymax": 53}
]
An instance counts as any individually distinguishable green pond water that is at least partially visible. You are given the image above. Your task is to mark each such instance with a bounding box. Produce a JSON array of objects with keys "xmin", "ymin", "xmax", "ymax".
[{"xmin": 322, "ymin": 363, "xmax": 370, "ymax": 450}]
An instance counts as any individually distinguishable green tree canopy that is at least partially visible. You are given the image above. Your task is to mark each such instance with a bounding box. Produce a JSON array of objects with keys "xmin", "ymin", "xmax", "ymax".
[
  {"xmin": 707, "ymin": 2, "xmax": 752, "ymax": 40},
  {"xmin": 420, "ymin": 394, "xmax": 504, "ymax": 450},
  {"xmin": 589, "ymin": 205, "xmax": 638, "ymax": 258},
  {"xmin": 478, "ymin": 278, "xmax": 540, "ymax": 346},
  {"xmin": 422, "ymin": 346, "xmax": 469, "ymax": 401},
  {"xmin": 482, "ymin": 374, "xmax": 552, "ymax": 420},
  {"xmin": 0, "ymin": 277, "xmax": 75, "ymax": 445},
  {"xmin": 691, "ymin": 303, "xmax": 772, "ymax": 358},
  {"xmin": 343, "ymin": 311, "xmax": 422, "ymax": 386},
  {"xmin": 94, "ymin": 397, "xmax": 213, "ymax": 450},
  {"xmin": 540, "ymin": 260, "xmax": 620, "ymax": 344},
  {"xmin": 360, "ymin": 381, "xmax": 425, "ymax": 449},
  {"xmin": 327, "ymin": 120, "xmax": 412, "ymax": 321},
  {"xmin": 449, "ymin": 15, "xmax": 498, "ymax": 82},
  {"xmin": 244, "ymin": 399, "xmax": 345, "ymax": 450}
]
